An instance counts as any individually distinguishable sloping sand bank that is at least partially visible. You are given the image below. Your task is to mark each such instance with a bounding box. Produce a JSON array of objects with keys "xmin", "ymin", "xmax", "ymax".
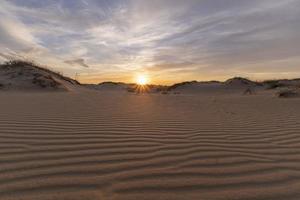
[{"xmin": 0, "ymin": 92, "xmax": 300, "ymax": 200}]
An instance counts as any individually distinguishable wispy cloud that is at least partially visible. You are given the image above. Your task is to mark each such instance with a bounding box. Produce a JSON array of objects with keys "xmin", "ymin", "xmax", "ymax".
[
  {"xmin": 0, "ymin": 0, "xmax": 300, "ymax": 83},
  {"xmin": 64, "ymin": 58, "xmax": 90, "ymax": 68}
]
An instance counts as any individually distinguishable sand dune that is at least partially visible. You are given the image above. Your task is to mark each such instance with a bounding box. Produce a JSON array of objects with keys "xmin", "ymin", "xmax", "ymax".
[
  {"xmin": 0, "ymin": 91, "xmax": 300, "ymax": 200},
  {"xmin": 0, "ymin": 61, "xmax": 80, "ymax": 92}
]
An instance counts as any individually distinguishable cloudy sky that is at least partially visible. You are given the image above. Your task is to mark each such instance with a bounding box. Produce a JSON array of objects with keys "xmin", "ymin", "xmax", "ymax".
[{"xmin": 0, "ymin": 0, "xmax": 300, "ymax": 84}]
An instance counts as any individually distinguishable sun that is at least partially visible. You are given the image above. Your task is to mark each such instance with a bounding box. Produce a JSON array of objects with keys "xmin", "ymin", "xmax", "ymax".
[{"xmin": 136, "ymin": 74, "xmax": 149, "ymax": 85}]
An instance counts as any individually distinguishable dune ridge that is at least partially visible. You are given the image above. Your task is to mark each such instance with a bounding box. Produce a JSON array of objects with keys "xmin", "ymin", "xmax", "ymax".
[{"xmin": 1, "ymin": 60, "xmax": 300, "ymax": 97}]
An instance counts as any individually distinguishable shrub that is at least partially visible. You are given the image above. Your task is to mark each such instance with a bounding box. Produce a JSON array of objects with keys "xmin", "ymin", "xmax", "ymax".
[
  {"xmin": 127, "ymin": 87, "xmax": 135, "ymax": 93},
  {"xmin": 277, "ymin": 90, "xmax": 299, "ymax": 98}
]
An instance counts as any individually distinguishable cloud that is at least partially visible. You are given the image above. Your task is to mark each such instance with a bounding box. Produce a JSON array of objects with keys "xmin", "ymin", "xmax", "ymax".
[
  {"xmin": 0, "ymin": 1, "xmax": 38, "ymax": 50},
  {"xmin": 64, "ymin": 58, "xmax": 90, "ymax": 68},
  {"xmin": 0, "ymin": 0, "xmax": 300, "ymax": 83},
  {"xmin": 0, "ymin": 52, "xmax": 14, "ymax": 60}
]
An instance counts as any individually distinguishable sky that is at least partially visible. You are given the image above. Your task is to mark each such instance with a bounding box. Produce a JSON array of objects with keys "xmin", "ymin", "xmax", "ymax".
[{"xmin": 0, "ymin": 0, "xmax": 300, "ymax": 84}]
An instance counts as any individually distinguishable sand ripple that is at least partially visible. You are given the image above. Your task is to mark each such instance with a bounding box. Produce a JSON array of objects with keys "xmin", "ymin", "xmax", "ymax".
[{"xmin": 0, "ymin": 93, "xmax": 300, "ymax": 200}]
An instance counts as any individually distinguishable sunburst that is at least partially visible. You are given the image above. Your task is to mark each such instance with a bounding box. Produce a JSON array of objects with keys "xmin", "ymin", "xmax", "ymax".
[{"xmin": 136, "ymin": 74, "xmax": 148, "ymax": 85}]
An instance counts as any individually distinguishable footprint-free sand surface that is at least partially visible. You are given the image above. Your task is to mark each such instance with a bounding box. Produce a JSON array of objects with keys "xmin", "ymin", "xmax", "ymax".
[{"xmin": 1, "ymin": 91, "xmax": 300, "ymax": 200}]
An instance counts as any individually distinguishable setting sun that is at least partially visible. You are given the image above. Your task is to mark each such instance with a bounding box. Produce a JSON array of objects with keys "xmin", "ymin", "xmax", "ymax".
[{"xmin": 136, "ymin": 74, "xmax": 149, "ymax": 85}]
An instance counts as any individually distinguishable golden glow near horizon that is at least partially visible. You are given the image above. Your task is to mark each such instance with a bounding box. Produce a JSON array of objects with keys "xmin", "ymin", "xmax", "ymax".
[
  {"xmin": 136, "ymin": 74, "xmax": 149, "ymax": 85},
  {"xmin": 1, "ymin": 1, "xmax": 300, "ymax": 83}
]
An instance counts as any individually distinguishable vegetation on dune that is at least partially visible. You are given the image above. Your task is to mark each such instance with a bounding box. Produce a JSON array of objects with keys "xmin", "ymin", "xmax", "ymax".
[
  {"xmin": 98, "ymin": 81, "xmax": 127, "ymax": 86},
  {"xmin": 225, "ymin": 77, "xmax": 261, "ymax": 86},
  {"xmin": 263, "ymin": 80, "xmax": 286, "ymax": 89},
  {"xmin": 32, "ymin": 74, "xmax": 61, "ymax": 88},
  {"xmin": 168, "ymin": 81, "xmax": 198, "ymax": 91},
  {"xmin": 277, "ymin": 90, "xmax": 299, "ymax": 98}
]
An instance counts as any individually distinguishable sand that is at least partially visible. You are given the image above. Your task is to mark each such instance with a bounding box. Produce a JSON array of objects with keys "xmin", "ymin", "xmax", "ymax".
[{"xmin": 0, "ymin": 91, "xmax": 300, "ymax": 200}]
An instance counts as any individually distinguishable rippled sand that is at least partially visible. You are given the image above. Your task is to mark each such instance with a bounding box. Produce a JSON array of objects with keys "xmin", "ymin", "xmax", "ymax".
[{"xmin": 0, "ymin": 91, "xmax": 300, "ymax": 200}]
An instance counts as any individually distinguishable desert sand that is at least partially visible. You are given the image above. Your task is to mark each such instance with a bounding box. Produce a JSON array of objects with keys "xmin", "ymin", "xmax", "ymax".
[{"xmin": 0, "ymin": 89, "xmax": 300, "ymax": 200}]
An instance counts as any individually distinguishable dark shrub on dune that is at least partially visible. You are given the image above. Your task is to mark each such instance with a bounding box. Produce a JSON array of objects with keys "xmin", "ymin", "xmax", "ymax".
[
  {"xmin": 127, "ymin": 87, "xmax": 135, "ymax": 93},
  {"xmin": 277, "ymin": 90, "xmax": 299, "ymax": 98}
]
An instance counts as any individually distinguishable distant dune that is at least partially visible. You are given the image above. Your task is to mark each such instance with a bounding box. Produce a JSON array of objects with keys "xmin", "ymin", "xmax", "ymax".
[
  {"xmin": 1, "ymin": 60, "xmax": 300, "ymax": 96},
  {"xmin": 224, "ymin": 77, "xmax": 261, "ymax": 87},
  {"xmin": 85, "ymin": 82, "xmax": 134, "ymax": 91},
  {"xmin": 88, "ymin": 78, "xmax": 299, "ymax": 96}
]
